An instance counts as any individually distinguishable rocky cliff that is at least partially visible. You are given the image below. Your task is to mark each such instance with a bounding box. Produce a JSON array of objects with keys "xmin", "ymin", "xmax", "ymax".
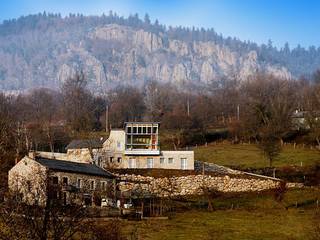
[{"xmin": 0, "ymin": 21, "xmax": 292, "ymax": 92}]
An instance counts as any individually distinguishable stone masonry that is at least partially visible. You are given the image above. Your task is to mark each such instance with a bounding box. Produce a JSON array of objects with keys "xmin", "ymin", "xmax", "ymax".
[{"xmin": 117, "ymin": 174, "xmax": 281, "ymax": 198}]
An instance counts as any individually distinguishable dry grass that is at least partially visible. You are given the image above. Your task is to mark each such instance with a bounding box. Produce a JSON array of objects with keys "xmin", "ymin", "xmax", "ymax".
[
  {"xmin": 124, "ymin": 188, "xmax": 320, "ymax": 240},
  {"xmin": 194, "ymin": 142, "xmax": 320, "ymax": 168}
]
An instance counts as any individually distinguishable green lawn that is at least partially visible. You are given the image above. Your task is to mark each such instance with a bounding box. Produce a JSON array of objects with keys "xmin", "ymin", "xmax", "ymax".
[
  {"xmin": 125, "ymin": 189, "xmax": 320, "ymax": 240},
  {"xmin": 194, "ymin": 143, "xmax": 320, "ymax": 168}
]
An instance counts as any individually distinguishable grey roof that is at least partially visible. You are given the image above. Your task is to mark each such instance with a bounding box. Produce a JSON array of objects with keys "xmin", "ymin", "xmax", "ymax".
[
  {"xmin": 66, "ymin": 139, "xmax": 103, "ymax": 150},
  {"xmin": 124, "ymin": 122, "xmax": 160, "ymax": 125},
  {"xmin": 35, "ymin": 157, "xmax": 114, "ymax": 178}
]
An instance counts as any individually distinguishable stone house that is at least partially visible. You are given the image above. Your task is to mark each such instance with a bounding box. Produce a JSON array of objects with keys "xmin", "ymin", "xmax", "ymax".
[
  {"xmin": 8, "ymin": 153, "xmax": 115, "ymax": 206},
  {"xmin": 65, "ymin": 138, "xmax": 105, "ymax": 164}
]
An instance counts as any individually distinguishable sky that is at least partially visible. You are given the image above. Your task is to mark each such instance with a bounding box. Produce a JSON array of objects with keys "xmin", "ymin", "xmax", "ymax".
[{"xmin": 0, "ymin": 0, "xmax": 319, "ymax": 49}]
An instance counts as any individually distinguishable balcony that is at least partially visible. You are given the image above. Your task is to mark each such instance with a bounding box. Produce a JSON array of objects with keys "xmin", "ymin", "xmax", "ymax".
[{"xmin": 124, "ymin": 149, "xmax": 160, "ymax": 156}]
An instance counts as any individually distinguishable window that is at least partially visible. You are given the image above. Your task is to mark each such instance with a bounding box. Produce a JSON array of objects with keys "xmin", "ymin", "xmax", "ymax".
[
  {"xmin": 160, "ymin": 158, "xmax": 165, "ymax": 164},
  {"xmin": 133, "ymin": 127, "xmax": 137, "ymax": 133},
  {"xmin": 153, "ymin": 127, "xmax": 158, "ymax": 134},
  {"xmin": 90, "ymin": 180, "xmax": 95, "ymax": 190},
  {"xmin": 147, "ymin": 127, "xmax": 151, "ymax": 134},
  {"xmin": 147, "ymin": 158, "xmax": 154, "ymax": 168},
  {"xmin": 117, "ymin": 157, "xmax": 122, "ymax": 163},
  {"xmin": 51, "ymin": 176, "xmax": 59, "ymax": 185},
  {"xmin": 168, "ymin": 158, "xmax": 174, "ymax": 164},
  {"xmin": 95, "ymin": 156, "xmax": 102, "ymax": 166},
  {"xmin": 143, "ymin": 127, "xmax": 147, "ymax": 134},
  {"xmin": 181, "ymin": 158, "xmax": 187, "ymax": 170},
  {"xmin": 129, "ymin": 158, "xmax": 136, "ymax": 168},
  {"xmin": 110, "ymin": 157, "xmax": 114, "ymax": 163},
  {"xmin": 99, "ymin": 156, "xmax": 103, "ymax": 167},
  {"xmin": 62, "ymin": 177, "xmax": 68, "ymax": 186},
  {"xmin": 101, "ymin": 181, "xmax": 107, "ymax": 191},
  {"xmin": 127, "ymin": 126, "xmax": 132, "ymax": 133},
  {"xmin": 77, "ymin": 178, "xmax": 83, "ymax": 188}
]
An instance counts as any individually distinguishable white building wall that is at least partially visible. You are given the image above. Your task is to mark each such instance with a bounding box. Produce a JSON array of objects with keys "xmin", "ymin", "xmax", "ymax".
[
  {"xmin": 103, "ymin": 130, "xmax": 126, "ymax": 152},
  {"xmin": 105, "ymin": 150, "xmax": 194, "ymax": 170}
]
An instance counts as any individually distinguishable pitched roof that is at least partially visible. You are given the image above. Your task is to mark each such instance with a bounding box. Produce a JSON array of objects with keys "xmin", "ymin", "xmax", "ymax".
[
  {"xmin": 66, "ymin": 138, "xmax": 103, "ymax": 150},
  {"xmin": 34, "ymin": 157, "xmax": 114, "ymax": 178}
]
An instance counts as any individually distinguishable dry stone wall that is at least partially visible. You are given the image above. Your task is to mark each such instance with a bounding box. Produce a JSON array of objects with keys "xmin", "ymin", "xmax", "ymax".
[{"xmin": 117, "ymin": 174, "xmax": 281, "ymax": 197}]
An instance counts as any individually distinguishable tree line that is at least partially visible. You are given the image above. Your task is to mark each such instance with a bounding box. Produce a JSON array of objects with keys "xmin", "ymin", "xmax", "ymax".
[{"xmin": 1, "ymin": 71, "xmax": 320, "ymax": 186}]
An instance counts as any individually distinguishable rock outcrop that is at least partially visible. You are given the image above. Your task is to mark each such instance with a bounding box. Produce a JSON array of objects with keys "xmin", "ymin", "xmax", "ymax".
[{"xmin": 0, "ymin": 23, "xmax": 292, "ymax": 92}]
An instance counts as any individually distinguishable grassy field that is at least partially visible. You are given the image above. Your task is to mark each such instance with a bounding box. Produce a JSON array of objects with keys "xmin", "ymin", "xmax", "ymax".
[
  {"xmin": 134, "ymin": 209, "xmax": 315, "ymax": 240},
  {"xmin": 194, "ymin": 142, "xmax": 320, "ymax": 168},
  {"xmin": 125, "ymin": 188, "xmax": 320, "ymax": 240}
]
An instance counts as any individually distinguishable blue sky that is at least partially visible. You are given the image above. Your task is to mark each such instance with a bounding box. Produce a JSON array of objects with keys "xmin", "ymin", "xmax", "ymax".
[{"xmin": 1, "ymin": 0, "xmax": 319, "ymax": 49}]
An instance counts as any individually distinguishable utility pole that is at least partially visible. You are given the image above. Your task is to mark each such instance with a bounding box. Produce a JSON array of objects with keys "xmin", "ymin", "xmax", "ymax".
[
  {"xmin": 237, "ymin": 104, "xmax": 240, "ymax": 121},
  {"xmin": 106, "ymin": 105, "xmax": 109, "ymax": 134},
  {"xmin": 187, "ymin": 98, "xmax": 190, "ymax": 117}
]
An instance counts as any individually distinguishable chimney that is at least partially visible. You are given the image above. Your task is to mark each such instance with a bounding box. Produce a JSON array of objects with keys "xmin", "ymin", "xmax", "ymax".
[{"xmin": 28, "ymin": 151, "xmax": 36, "ymax": 159}]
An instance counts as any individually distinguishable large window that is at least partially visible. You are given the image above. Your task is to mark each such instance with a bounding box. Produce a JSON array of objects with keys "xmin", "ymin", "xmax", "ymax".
[
  {"xmin": 181, "ymin": 158, "xmax": 187, "ymax": 170},
  {"xmin": 125, "ymin": 123, "xmax": 159, "ymax": 151},
  {"xmin": 147, "ymin": 158, "xmax": 154, "ymax": 168},
  {"xmin": 129, "ymin": 158, "xmax": 136, "ymax": 168}
]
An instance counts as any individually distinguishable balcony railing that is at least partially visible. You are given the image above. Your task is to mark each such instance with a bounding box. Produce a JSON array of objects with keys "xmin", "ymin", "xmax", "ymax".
[{"xmin": 124, "ymin": 149, "xmax": 160, "ymax": 155}]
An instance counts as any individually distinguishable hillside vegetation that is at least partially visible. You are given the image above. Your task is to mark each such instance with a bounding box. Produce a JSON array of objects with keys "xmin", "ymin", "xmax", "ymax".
[{"xmin": 194, "ymin": 142, "xmax": 320, "ymax": 168}]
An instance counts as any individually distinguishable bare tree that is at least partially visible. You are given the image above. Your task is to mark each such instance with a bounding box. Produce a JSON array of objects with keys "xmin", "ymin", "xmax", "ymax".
[
  {"xmin": 61, "ymin": 72, "xmax": 95, "ymax": 133},
  {"xmin": 108, "ymin": 86, "xmax": 145, "ymax": 127},
  {"xmin": 302, "ymin": 83, "xmax": 320, "ymax": 149},
  {"xmin": 240, "ymin": 74, "xmax": 297, "ymax": 166},
  {"xmin": 26, "ymin": 89, "xmax": 60, "ymax": 152}
]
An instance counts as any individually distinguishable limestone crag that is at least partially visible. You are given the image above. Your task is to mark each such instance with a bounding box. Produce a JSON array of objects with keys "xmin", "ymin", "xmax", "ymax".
[{"xmin": 0, "ymin": 23, "xmax": 292, "ymax": 92}]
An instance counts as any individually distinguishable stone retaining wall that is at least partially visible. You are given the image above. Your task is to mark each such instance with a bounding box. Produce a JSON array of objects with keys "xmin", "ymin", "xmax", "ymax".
[{"xmin": 117, "ymin": 174, "xmax": 281, "ymax": 197}]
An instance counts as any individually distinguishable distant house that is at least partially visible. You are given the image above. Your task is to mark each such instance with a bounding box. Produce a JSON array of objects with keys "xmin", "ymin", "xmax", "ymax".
[
  {"xmin": 8, "ymin": 153, "xmax": 115, "ymax": 206},
  {"xmin": 291, "ymin": 110, "xmax": 320, "ymax": 130},
  {"xmin": 65, "ymin": 138, "xmax": 105, "ymax": 164}
]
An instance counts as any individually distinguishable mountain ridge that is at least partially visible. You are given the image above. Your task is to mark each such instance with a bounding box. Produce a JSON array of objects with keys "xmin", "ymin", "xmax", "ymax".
[{"xmin": 0, "ymin": 13, "xmax": 319, "ymax": 92}]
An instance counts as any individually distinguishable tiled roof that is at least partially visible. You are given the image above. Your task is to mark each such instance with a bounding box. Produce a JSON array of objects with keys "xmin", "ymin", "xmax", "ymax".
[
  {"xmin": 35, "ymin": 157, "xmax": 114, "ymax": 178},
  {"xmin": 66, "ymin": 139, "xmax": 103, "ymax": 150}
]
